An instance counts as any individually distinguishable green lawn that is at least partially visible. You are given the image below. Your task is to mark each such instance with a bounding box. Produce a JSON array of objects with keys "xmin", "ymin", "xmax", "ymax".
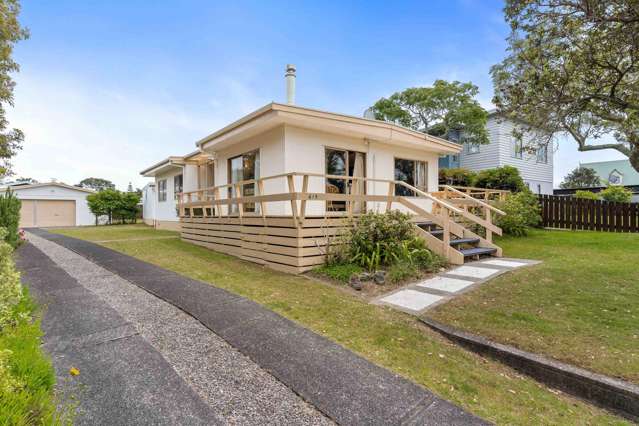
[
  {"xmin": 52, "ymin": 225, "xmax": 629, "ymax": 425},
  {"xmin": 49, "ymin": 224, "xmax": 178, "ymax": 242},
  {"xmin": 431, "ymin": 229, "xmax": 639, "ymax": 385}
]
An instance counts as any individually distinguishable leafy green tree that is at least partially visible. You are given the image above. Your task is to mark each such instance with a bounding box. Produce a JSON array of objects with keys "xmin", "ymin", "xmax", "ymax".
[
  {"xmin": 371, "ymin": 80, "xmax": 489, "ymax": 145},
  {"xmin": 600, "ymin": 186, "xmax": 633, "ymax": 203},
  {"xmin": 560, "ymin": 167, "xmax": 601, "ymax": 189},
  {"xmin": 0, "ymin": 0, "xmax": 29, "ymax": 177},
  {"xmin": 78, "ymin": 177, "xmax": 115, "ymax": 192},
  {"xmin": 87, "ymin": 189, "xmax": 140, "ymax": 225},
  {"xmin": 473, "ymin": 166, "xmax": 527, "ymax": 192},
  {"xmin": 491, "ymin": 1, "xmax": 639, "ymax": 172}
]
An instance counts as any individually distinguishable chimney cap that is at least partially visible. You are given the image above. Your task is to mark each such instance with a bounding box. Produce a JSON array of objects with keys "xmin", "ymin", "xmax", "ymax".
[{"xmin": 285, "ymin": 64, "xmax": 296, "ymax": 75}]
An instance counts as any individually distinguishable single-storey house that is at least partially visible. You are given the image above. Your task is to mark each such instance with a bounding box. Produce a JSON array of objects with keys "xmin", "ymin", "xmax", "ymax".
[
  {"xmin": 140, "ymin": 66, "xmax": 506, "ymax": 272},
  {"xmin": 0, "ymin": 182, "xmax": 95, "ymax": 228}
]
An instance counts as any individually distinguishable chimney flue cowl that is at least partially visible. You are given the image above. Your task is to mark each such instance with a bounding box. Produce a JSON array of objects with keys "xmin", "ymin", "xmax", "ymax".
[{"xmin": 285, "ymin": 64, "xmax": 296, "ymax": 105}]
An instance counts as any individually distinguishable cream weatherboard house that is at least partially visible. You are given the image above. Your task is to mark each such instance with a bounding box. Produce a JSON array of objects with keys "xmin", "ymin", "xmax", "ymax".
[{"xmin": 141, "ymin": 102, "xmax": 507, "ymax": 273}]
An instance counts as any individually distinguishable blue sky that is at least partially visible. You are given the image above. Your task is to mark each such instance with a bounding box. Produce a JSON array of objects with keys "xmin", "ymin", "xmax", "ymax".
[{"xmin": 7, "ymin": 0, "xmax": 627, "ymax": 189}]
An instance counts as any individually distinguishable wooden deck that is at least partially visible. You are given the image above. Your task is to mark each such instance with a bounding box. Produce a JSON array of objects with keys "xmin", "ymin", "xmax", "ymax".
[{"xmin": 178, "ymin": 173, "xmax": 507, "ymax": 273}]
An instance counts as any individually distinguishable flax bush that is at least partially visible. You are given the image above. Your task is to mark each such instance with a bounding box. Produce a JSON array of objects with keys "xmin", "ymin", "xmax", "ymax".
[{"xmin": 329, "ymin": 211, "xmax": 444, "ymax": 278}]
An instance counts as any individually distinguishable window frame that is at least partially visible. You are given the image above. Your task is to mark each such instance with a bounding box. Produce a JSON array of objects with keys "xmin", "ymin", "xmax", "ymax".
[
  {"xmin": 157, "ymin": 179, "xmax": 167, "ymax": 202},
  {"xmin": 512, "ymin": 137, "xmax": 524, "ymax": 159},
  {"xmin": 173, "ymin": 174, "xmax": 183, "ymax": 200},
  {"xmin": 393, "ymin": 157, "xmax": 428, "ymax": 196},
  {"xmin": 227, "ymin": 149, "xmax": 260, "ymax": 214},
  {"xmin": 536, "ymin": 144, "xmax": 548, "ymax": 164},
  {"xmin": 466, "ymin": 142, "xmax": 480, "ymax": 155}
]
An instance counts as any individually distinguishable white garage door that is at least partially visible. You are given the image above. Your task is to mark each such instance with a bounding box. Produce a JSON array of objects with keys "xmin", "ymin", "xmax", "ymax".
[{"xmin": 19, "ymin": 200, "xmax": 76, "ymax": 228}]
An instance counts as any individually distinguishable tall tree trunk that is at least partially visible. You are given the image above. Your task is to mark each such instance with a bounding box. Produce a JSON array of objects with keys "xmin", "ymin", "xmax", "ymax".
[{"xmin": 629, "ymin": 144, "xmax": 639, "ymax": 174}]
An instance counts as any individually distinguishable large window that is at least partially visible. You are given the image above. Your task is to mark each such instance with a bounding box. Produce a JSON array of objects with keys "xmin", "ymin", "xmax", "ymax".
[
  {"xmin": 228, "ymin": 150, "xmax": 259, "ymax": 213},
  {"xmin": 157, "ymin": 179, "xmax": 167, "ymax": 202},
  {"xmin": 325, "ymin": 148, "xmax": 366, "ymax": 212},
  {"xmin": 394, "ymin": 158, "xmax": 428, "ymax": 196},
  {"xmin": 173, "ymin": 174, "xmax": 183, "ymax": 200}
]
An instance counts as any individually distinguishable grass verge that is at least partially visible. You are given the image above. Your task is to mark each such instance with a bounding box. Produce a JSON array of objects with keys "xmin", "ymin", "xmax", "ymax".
[
  {"xmin": 0, "ymin": 288, "xmax": 65, "ymax": 424},
  {"xmin": 430, "ymin": 229, "xmax": 639, "ymax": 384},
  {"xmin": 52, "ymin": 225, "xmax": 629, "ymax": 425}
]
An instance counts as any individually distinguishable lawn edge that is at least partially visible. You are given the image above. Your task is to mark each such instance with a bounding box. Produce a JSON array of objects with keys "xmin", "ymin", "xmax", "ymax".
[{"xmin": 420, "ymin": 316, "xmax": 639, "ymax": 421}]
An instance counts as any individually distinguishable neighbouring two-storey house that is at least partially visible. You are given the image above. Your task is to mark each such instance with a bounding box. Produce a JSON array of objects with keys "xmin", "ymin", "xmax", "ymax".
[{"xmin": 439, "ymin": 111, "xmax": 554, "ymax": 194}]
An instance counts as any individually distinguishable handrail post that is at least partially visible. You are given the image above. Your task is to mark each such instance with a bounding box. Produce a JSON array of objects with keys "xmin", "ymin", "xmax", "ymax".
[
  {"xmin": 442, "ymin": 207, "xmax": 450, "ymax": 258},
  {"xmin": 257, "ymin": 178, "xmax": 266, "ymax": 218},
  {"xmin": 287, "ymin": 174, "xmax": 299, "ymax": 227},
  {"xmin": 486, "ymin": 208, "xmax": 492, "ymax": 242},
  {"xmin": 235, "ymin": 184, "xmax": 243, "ymax": 217},
  {"xmin": 386, "ymin": 181, "xmax": 394, "ymax": 212},
  {"xmin": 299, "ymin": 174, "xmax": 309, "ymax": 225}
]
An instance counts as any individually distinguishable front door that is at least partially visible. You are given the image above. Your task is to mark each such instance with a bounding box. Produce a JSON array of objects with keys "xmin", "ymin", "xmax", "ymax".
[{"xmin": 325, "ymin": 148, "xmax": 365, "ymax": 212}]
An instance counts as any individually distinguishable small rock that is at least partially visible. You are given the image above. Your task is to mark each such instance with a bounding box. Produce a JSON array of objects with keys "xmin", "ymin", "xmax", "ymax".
[
  {"xmin": 438, "ymin": 267, "xmax": 446, "ymax": 273},
  {"xmin": 373, "ymin": 270, "xmax": 386, "ymax": 285},
  {"xmin": 359, "ymin": 272, "xmax": 372, "ymax": 282},
  {"xmin": 349, "ymin": 274, "xmax": 362, "ymax": 290}
]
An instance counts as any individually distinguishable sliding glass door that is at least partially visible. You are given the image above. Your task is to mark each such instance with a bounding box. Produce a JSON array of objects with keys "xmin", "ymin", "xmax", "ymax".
[
  {"xmin": 229, "ymin": 150, "xmax": 260, "ymax": 213},
  {"xmin": 325, "ymin": 148, "xmax": 365, "ymax": 212}
]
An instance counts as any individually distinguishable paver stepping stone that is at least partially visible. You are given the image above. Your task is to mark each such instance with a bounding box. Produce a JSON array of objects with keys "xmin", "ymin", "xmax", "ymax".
[
  {"xmin": 481, "ymin": 259, "xmax": 528, "ymax": 268},
  {"xmin": 380, "ymin": 289, "xmax": 443, "ymax": 311},
  {"xmin": 417, "ymin": 276, "xmax": 475, "ymax": 293},
  {"xmin": 447, "ymin": 265, "xmax": 499, "ymax": 279}
]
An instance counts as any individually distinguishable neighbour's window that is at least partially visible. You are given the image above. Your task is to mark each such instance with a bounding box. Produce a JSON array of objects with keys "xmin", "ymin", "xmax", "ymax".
[
  {"xmin": 174, "ymin": 174, "xmax": 183, "ymax": 200},
  {"xmin": 467, "ymin": 143, "xmax": 480, "ymax": 154},
  {"xmin": 394, "ymin": 158, "xmax": 428, "ymax": 196},
  {"xmin": 158, "ymin": 179, "xmax": 167, "ymax": 202},
  {"xmin": 512, "ymin": 138, "xmax": 523, "ymax": 159},
  {"xmin": 536, "ymin": 145, "xmax": 548, "ymax": 164}
]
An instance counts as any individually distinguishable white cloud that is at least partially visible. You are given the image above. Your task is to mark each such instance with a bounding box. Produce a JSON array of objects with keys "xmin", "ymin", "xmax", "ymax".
[{"xmin": 6, "ymin": 71, "xmax": 266, "ymax": 190}]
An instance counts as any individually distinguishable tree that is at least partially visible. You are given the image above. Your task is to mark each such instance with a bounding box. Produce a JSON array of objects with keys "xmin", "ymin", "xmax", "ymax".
[
  {"xmin": 600, "ymin": 186, "xmax": 632, "ymax": 203},
  {"xmin": 86, "ymin": 189, "xmax": 140, "ymax": 225},
  {"xmin": 491, "ymin": 1, "xmax": 639, "ymax": 172},
  {"xmin": 371, "ymin": 80, "xmax": 489, "ymax": 145},
  {"xmin": 78, "ymin": 177, "xmax": 115, "ymax": 192},
  {"xmin": 560, "ymin": 166, "xmax": 601, "ymax": 189},
  {"xmin": 0, "ymin": 0, "xmax": 29, "ymax": 177}
]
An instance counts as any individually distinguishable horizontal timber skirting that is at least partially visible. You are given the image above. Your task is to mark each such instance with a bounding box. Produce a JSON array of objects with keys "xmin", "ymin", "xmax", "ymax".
[{"xmin": 180, "ymin": 216, "xmax": 349, "ymax": 273}]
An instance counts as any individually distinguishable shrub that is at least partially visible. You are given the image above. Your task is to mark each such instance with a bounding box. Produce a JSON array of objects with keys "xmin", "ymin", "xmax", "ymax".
[
  {"xmin": 495, "ymin": 190, "xmax": 542, "ymax": 236},
  {"xmin": 574, "ymin": 190, "xmax": 599, "ymax": 200},
  {"xmin": 600, "ymin": 186, "xmax": 632, "ymax": 203},
  {"xmin": 0, "ymin": 229, "xmax": 23, "ymax": 330},
  {"xmin": 473, "ymin": 165, "xmax": 526, "ymax": 192},
  {"xmin": 0, "ymin": 191, "xmax": 21, "ymax": 247},
  {"xmin": 87, "ymin": 189, "xmax": 141, "ymax": 225},
  {"xmin": 332, "ymin": 211, "xmax": 443, "ymax": 272},
  {"xmin": 439, "ymin": 168, "xmax": 477, "ymax": 186}
]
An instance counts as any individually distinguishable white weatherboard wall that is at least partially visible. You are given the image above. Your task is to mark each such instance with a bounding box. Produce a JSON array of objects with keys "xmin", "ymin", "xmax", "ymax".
[
  {"xmin": 9, "ymin": 185, "xmax": 94, "ymax": 226},
  {"xmin": 141, "ymin": 184, "xmax": 156, "ymax": 226},
  {"xmin": 460, "ymin": 116, "xmax": 554, "ymax": 194},
  {"xmin": 153, "ymin": 168, "xmax": 183, "ymax": 229},
  {"xmin": 283, "ymin": 125, "xmax": 439, "ymax": 216}
]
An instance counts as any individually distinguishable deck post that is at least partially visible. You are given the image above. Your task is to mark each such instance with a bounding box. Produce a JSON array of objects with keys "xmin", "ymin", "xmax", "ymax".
[
  {"xmin": 235, "ymin": 184, "xmax": 243, "ymax": 218},
  {"xmin": 442, "ymin": 207, "xmax": 451, "ymax": 258},
  {"xmin": 257, "ymin": 179, "xmax": 267, "ymax": 218},
  {"xmin": 287, "ymin": 174, "xmax": 299, "ymax": 227},
  {"xmin": 485, "ymin": 208, "xmax": 492, "ymax": 242},
  {"xmin": 386, "ymin": 181, "xmax": 394, "ymax": 212},
  {"xmin": 299, "ymin": 174, "xmax": 309, "ymax": 226}
]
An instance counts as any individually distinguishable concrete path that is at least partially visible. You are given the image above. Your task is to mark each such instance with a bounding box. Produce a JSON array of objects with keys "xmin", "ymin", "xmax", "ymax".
[
  {"xmin": 19, "ymin": 234, "xmax": 328, "ymax": 425},
  {"xmin": 375, "ymin": 258, "xmax": 540, "ymax": 316},
  {"xmin": 23, "ymin": 229, "xmax": 488, "ymax": 425}
]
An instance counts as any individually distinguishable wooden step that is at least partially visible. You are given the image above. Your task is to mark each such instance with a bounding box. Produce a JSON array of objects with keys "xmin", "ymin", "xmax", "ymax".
[
  {"xmin": 429, "ymin": 229, "xmax": 444, "ymax": 237},
  {"xmin": 459, "ymin": 247, "xmax": 497, "ymax": 258},
  {"xmin": 449, "ymin": 237, "xmax": 480, "ymax": 246}
]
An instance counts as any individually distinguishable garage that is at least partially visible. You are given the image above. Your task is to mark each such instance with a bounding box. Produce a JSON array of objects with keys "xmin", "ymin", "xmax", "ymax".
[
  {"xmin": 1, "ymin": 182, "xmax": 95, "ymax": 228},
  {"xmin": 19, "ymin": 199, "xmax": 77, "ymax": 228}
]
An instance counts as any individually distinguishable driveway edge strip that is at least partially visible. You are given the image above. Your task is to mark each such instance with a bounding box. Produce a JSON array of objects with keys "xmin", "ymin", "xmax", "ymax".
[
  {"xmin": 420, "ymin": 316, "xmax": 639, "ymax": 421},
  {"xmin": 32, "ymin": 229, "xmax": 488, "ymax": 425}
]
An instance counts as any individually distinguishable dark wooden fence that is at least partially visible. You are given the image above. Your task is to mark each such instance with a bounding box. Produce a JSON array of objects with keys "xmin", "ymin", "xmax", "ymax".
[{"xmin": 538, "ymin": 195, "xmax": 639, "ymax": 232}]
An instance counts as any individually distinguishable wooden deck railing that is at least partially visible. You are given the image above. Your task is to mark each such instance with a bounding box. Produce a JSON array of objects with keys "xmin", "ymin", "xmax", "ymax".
[{"xmin": 177, "ymin": 172, "xmax": 506, "ymax": 263}]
